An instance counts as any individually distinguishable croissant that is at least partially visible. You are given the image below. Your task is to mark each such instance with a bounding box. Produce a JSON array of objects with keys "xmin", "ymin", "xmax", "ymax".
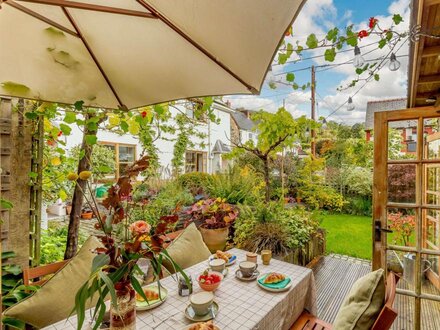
[
  {"xmin": 264, "ymin": 273, "xmax": 286, "ymax": 284},
  {"xmin": 135, "ymin": 288, "xmax": 159, "ymax": 302},
  {"xmin": 215, "ymin": 250, "xmax": 231, "ymax": 262},
  {"xmin": 189, "ymin": 321, "xmax": 216, "ymax": 330}
]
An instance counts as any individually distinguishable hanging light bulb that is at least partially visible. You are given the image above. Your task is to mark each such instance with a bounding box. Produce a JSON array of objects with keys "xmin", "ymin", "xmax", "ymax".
[
  {"xmin": 321, "ymin": 118, "xmax": 328, "ymax": 129},
  {"xmin": 388, "ymin": 53, "xmax": 401, "ymax": 71},
  {"xmin": 347, "ymin": 97, "xmax": 355, "ymax": 111},
  {"xmin": 353, "ymin": 46, "xmax": 365, "ymax": 68}
]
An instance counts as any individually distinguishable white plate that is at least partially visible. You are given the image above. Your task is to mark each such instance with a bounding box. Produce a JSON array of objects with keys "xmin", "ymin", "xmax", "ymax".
[
  {"xmin": 256, "ymin": 273, "xmax": 292, "ymax": 292},
  {"xmin": 135, "ymin": 284, "xmax": 168, "ymax": 311},
  {"xmin": 208, "ymin": 254, "xmax": 236, "ymax": 266}
]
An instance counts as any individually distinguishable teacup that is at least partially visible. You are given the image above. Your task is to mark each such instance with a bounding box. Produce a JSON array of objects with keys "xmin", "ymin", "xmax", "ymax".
[
  {"xmin": 190, "ymin": 291, "xmax": 214, "ymax": 316},
  {"xmin": 239, "ymin": 261, "xmax": 258, "ymax": 277},
  {"xmin": 209, "ymin": 258, "xmax": 226, "ymax": 272}
]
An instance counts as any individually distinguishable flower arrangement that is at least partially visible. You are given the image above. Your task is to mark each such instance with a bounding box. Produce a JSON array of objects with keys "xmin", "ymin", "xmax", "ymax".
[
  {"xmin": 69, "ymin": 156, "xmax": 189, "ymax": 330},
  {"xmin": 186, "ymin": 197, "xmax": 238, "ymax": 229},
  {"xmin": 388, "ymin": 212, "xmax": 416, "ymax": 247}
]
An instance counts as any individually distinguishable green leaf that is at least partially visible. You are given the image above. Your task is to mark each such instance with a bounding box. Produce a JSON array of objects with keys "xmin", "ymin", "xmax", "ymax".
[
  {"xmin": 374, "ymin": 74, "xmax": 380, "ymax": 81},
  {"xmin": 292, "ymin": 83, "xmax": 299, "ymax": 90},
  {"xmin": 98, "ymin": 270, "xmax": 117, "ymax": 308},
  {"xmin": 278, "ymin": 53, "xmax": 288, "ymax": 65},
  {"xmin": 85, "ymin": 135, "xmax": 97, "ymax": 145},
  {"xmin": 392, "ymin": 14, "xmax": 403, "ymax": 25},
  {"xmin": 386, "ymin": 31, "xmax": 393, "ymax": 41},
  {"xmin": 2, "ymin": 251, "xmax": 16, "ymax": 260},
  {"xmin": 3, "ymin": 264, "xmax": 22, "ymax": 276},
  {"xmin": 59, "ymin": 123, "xmax": 72, "ymax": 135},
  {"xmin": 286, "ymin": 73, "xmax": 295, "ymax": 82},
  {"xmin": 25, "ymin": 112, "xmax": 38, "ymax": 120},
  {"xmin": 1, "ymin": 198, "xmax": 13, "ymax": 210},
  {"xmin": 355, "ymin": 68, "xmax": 363, "ymax": 75},
  {"xmin": 64, "ymin": 112, "xmax": 77, "ymax": 124},
  {"xmin": 378, "ymin": 39, "xmax": 387, "ymax": 49},
  {"xmin": 120, "ymin": 120, "xmax": 129, "ymax": 132},
  {"xmin": 1, "ymin": 81, "xmax": 30, "ymax": 95},
  {"xmin": 97, "ymin": 165, "xmax": 112, "ymax": 173},
  {"xmin": 306, "ymin": 34, "xmax": 318, "ymax": 49},
  {"xmin": 44, "ymin": 27, "xmax": 65, "ymax": 38},
  {"xmin": 324, "ymin": 48, "xmax": 336, "ymax": 62},
  {"xmin": 286, "ymin": 43, "xmax": 294, "ymax": 57},
  {"xmin": 79, "ymin": 149, "xmax": 86, "ymax": 160},
  {"xmin": 2, "ymin": 317, "xmax": 25, "ymax": 329},
  {"xmin": 326, "ymin": 27, "xmax": 339, "ymax": 42},
  {"xmin": 87, "ymin": 122, "xmax": 98, "ymax": 131},
  {"xmin": 74, "ymin": 100, "xmax": 84, "ymax": 110},
  {"xmin": 268, "ymin": 81, "xmax": 277, "ymax": 89},
  {"xmin": 346, "ymin": 25, "xmax": 358, "ymax": 47},
  {"xmin": 130, "ymin": 275, "xmax": 149, "ymax": 305},
  {"xmin": 91, "ymin": 254, "xmax": 110, "ymax": 274}
]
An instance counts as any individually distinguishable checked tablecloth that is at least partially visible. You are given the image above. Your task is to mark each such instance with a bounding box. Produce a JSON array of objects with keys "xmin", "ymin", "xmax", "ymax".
[{"xmin": 45, "ymin": 248, "xmax": 316, "ymax": 330}]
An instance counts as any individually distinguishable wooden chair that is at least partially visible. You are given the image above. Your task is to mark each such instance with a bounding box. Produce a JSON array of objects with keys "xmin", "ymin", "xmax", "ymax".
[
  {"xmin": 23, "ymin": 260, "xmax": 69, "ymax": 286},
  {"xmin": 291, "ymin": 271, "xmax": 399, "ymax": 330}
]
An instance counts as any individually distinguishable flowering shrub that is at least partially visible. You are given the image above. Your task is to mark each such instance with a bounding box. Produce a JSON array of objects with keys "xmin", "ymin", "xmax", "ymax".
[
  {"xmin": 388, "ymin": 212, "xmax": 416, "ymax": 246},
  {"xmin": 186, "ymin": 198, "xmax": 238, "ymax": 229}
]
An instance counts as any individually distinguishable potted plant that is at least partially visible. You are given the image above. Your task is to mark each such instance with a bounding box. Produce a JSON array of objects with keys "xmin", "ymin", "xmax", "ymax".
[
  {"xmin": 186, "ymin": 198, "xmax": 238, "ymax": 252},
  {"xmin": 70, "ymin": 156, "xmax": 189, "ymax": 330},
  {"xmin": 80, "ymin": 207, "xmax": 93, "ymax": 220}
]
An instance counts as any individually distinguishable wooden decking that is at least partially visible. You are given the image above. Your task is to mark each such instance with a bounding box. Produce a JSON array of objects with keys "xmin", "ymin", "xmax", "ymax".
[{"xmin": 312, "ymin": 254, "xmax": 440, "ymax": 330}]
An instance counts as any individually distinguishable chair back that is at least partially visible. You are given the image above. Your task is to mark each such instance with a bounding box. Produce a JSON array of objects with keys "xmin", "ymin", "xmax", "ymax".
[
  {"xmin": 371, "ymin": 271, "xmax": 399, "ymax": 330},
  {"xmin": 23, "ymin": 260, "xmax": 69, "ymax": 286}
]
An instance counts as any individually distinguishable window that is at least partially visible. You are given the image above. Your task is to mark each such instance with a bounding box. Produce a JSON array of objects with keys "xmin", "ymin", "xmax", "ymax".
[
  {"xmin": 185, "ymin": 151, "xmax": 207, "ymax": 173},
  {"xmin": 248, "ymin": 133, "xmax": 252, "ymax": 140},
  {"xmin": 407, "ymin": 142, "xmax": 417, "ymax": 153},
  {"xmin": 185, "ymin": 102, "xmax": 207, "ymax": 122},
  {"xmin": 100, "ymin": 142, "xmax": 136, "ymax": 179}
]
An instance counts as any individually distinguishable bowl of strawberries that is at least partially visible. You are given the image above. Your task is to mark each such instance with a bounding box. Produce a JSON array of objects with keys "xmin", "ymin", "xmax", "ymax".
[{"xmin": 197, "ymin": 270, "xmax": 224, "ymax": 291}]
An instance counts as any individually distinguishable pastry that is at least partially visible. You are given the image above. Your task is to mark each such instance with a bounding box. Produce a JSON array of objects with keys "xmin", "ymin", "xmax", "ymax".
[
  {"xmin": 189, "ymin": 320, "xmax": 216, "ymax": 330},
  {"xmin": 264, "ymin": 272, "xmax": 286, "ymax": 284},
  {"xmin": 215, "ymin": 250, "xmax": 231, "ymax": 262},
  {"xmin": 135, "ymin": 288, "xmax": 159, "ymax": 302}
]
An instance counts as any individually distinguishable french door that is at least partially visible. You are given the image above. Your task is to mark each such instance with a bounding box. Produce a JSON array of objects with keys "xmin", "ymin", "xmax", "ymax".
[{"xmin": 373, "ymin": 106, "xmax": 440, "ymax": 330}]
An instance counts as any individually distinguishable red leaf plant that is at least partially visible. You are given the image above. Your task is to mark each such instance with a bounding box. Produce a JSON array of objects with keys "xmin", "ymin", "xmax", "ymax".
[
  {"xmin": 388, "ymin": 212, "xmax": 416, "ymax": 247},
  {"xmin": 71, "ymin": 156, "xmax": 190, "ymax": 330},
  {"xmin": 186, "ymin": 198, "xmax": 239, "ymax": 229}
]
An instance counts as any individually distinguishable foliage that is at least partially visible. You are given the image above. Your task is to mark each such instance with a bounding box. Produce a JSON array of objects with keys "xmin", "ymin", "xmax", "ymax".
[
  {"xmin": 71, "ymin": 144, "xmax": 116, "ymax": 181},
  {"xmin": 72, "ymin": 157, "xmax": 190, "ymax": 330},
  {"xmin": 207, "ymin": 165, "xmax": 264, "ymax": 204},
  {"xmin": 177, "ymin": 172, "xmax": 213, "ymax": 195},
  {"xmin": 2, "ymin": 251, "xmax": 39, "ymax": 329},
  {"xmin": 344, "ymin": 166, "xmax": 373, "ymax": 196},
  {"xmin": 388, "ymin": 212, "xmax": 416, "ymax": 247},
  {"xmin": 342, "ymin": 196, "xmax": 372, "ymax": 217},
  {"xmin": 387, "ymin": 164, "xmax": 416, "ymax": 203},
  {"xmin": 186, "ymin": 198, "xmax": 238, "ymax": 229},
  {"xmin": 40, "ymin": 223, "xmax": 87, "ymax": 265}
]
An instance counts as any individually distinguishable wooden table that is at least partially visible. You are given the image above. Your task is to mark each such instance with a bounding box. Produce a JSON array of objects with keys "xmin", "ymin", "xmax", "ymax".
[{"xmin": 45, "ymin": 248, "xmax": 316, "ymax": 330}]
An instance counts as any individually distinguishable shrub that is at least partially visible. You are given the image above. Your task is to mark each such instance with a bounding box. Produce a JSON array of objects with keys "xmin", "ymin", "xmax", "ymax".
[
  {"xmin": 177, "ymin": 172, "xmax": 212, "ymax": 195},
  {"xmin": 207, "ymin": 166, "xmax": 264, "ymax": 204},
  {"xmin": 299, "ymin": 184, "xmax": 345, "ymax": 212},
  {"xmin": 342, "ymin": 196, "xmax": 372, "ymax": 216}
]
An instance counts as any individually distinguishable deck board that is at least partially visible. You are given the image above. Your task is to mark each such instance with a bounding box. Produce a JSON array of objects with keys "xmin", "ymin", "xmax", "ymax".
[{"xmin": 312, "ymin": 254, "xmax": 440, "ymax": 329}]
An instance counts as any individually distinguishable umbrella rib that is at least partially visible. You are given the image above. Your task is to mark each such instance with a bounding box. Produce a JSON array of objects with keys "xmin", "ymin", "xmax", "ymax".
[
  {"xmin": 62, "ymin": 7, "xmax": 125, "ymax": 109},
  {"xmin": 15, "ymin": 0, "xmax": 157, "ymax": 19},
  {"xmin": 4, "ymin": 0, "xmax": 78, "ymax": 37},
  {"xmin": 136, "ymin": 0, "xmax": 258, "ymax": 95}
]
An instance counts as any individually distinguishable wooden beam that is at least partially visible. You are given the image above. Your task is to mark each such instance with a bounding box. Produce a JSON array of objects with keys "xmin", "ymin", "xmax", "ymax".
[
  {"xmin": 5, "ymin": 0, "xmax": 78, "ymax": 37},
  {"xmin": 422, "ymin": 45, "xmax": 440, "ymax": 58},
  {"xmin": 15, "ymin": 0, "xmax": 157, "ymax": 18},
  {"xmin": 417, "ymin": 74, "xmax": 440, "ymax": 84},
  {"xmin": 425, "ymin": 0, "xmax": 440, "ymax": 6}
]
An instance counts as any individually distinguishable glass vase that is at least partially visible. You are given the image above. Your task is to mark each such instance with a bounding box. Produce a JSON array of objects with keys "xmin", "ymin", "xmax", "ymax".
[{"xmin": 110, "ymin": 281, "xmax": 136, "ymax": 330}]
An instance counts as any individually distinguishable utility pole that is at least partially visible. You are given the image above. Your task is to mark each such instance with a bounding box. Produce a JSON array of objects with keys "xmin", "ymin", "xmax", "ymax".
[{"xmin": 311, "ymin": 65, "xmax": 316, "ymax": 157}]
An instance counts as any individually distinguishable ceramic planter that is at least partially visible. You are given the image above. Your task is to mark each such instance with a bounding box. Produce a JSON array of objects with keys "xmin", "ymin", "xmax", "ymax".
[
  {"xmin": 199, "ymin": 226, "xmax": 229, "ymax": 253},
  {"xmin": 81, "ymin": 211, "xmax": 93, "ymax": 220}
]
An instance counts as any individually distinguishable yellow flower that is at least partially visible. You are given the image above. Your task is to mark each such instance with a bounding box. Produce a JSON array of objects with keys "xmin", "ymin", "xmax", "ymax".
[
  {"xmin": 78, "ymin": 171, "xmax": 92, "ymax": 180},
  {"xmin": 67, "ymin": 172, "xmax": 79, "ymax": 181}
]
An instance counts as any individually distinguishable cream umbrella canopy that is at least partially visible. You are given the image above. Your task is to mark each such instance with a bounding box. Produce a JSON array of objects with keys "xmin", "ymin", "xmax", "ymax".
[{"xmin": 0, "ymin": 0, "xmax": 306, "ymax": 110}]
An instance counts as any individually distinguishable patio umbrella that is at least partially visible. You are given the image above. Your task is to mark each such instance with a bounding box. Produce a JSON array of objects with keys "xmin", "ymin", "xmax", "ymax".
[{"xmin": 0, "ymin": 0, "xmax": 305, "ymax": 110}]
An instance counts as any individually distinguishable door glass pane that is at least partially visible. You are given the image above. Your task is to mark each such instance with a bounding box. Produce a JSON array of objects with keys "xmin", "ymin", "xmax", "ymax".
[
  {"xmin": 423, "ymin": 209, "xmax": 440, "ymax": 251},
  {"xmin": 421, "ymin": 299, "xmax": 440, "ymax": 329},
  {"xmin": 425, "ymin": 165, "xmax": 440, "ymax": 205},
  {"xmin": 424, "ymin": 117, "xmax": 440, "ymax": 159},
  {"xmin": 392, "ymin": 295, "xmax": 414, "ymax": 330},
  {"xmin": 388, "ymin": 120, "xmax": 417, "ymax": 160},
  {"xmin": 388, "ymin": 164, "xmax": 416, "ymax": 204},
  {"xmin": 421, "ymin": 253, "xmax": 440, "ymax": 297},
  {"xmin": 387, "ymin": 208, "xmax": 417, "ymax": 247}
]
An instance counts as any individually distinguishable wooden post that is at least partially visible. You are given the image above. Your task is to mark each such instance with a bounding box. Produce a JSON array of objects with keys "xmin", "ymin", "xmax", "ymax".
[{"xmin": 311, "ymin": 66, "xmax": 316, "ymax": 157}]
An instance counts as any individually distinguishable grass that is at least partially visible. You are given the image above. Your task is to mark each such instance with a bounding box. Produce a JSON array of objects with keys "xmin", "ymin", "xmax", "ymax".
[{"xmin": 320, "ymin": 213, "xmax": 372, "ymax": 260}]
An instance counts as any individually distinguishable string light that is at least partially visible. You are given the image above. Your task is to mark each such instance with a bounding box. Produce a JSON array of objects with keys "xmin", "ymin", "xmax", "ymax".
[
  {"xmin": 388, "ymin": 53, "xmax": 401, "ymax": 71},
  {"xmin": 347, "ymin": 97, "xmax": 355, "ymax": 111},
  {"xmin": 353, "ymin": 46, "xmax": 365, "ymax": 68}
]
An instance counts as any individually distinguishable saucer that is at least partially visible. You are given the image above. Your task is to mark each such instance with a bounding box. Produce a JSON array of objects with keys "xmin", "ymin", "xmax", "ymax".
[
  {"xmin": 184, "ymin": 301, "xmax": 219, "ymax": 322},
  {"xmin": 235, "ymin": 269, "xmax": 260, "ymax": 281},
  {"xmin": 208, "ymin": 267, "xmax": 229, "ymax": 277}
]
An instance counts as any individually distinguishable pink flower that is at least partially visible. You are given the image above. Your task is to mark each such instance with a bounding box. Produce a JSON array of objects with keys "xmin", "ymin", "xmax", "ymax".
[{"xmin": 129, "ymin": 221, "xmax": 151, "ymax": 236}]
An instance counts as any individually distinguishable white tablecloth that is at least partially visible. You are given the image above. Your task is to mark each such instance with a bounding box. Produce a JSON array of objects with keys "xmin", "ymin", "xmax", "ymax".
[{"xmin": 45, "ymin": 248, "xmax": 316, "ymax": 330}]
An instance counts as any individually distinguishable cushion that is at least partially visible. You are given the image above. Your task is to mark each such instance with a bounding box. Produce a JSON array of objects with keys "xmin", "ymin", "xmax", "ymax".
[
  {"xmin": 162, "ymin": 223, "xmax": 211, "ymax": 273},
  {"xmin": 333, "ymin": 268, "xmax": 386, "ymax": 330},
  {"xmin": 3, "ymin": 236, "xmax": 103, "ymax": 328}
]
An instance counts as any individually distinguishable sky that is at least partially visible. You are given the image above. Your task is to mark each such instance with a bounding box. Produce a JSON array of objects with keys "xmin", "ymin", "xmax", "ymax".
[{"xmin": 224, "ymin": 0, "xmax": 411, "ymax": 125}]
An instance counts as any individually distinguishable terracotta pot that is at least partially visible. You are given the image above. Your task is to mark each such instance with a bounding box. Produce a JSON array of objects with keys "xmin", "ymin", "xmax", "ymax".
[
  {"xmin": 110, "ymin": 281, "xmax": 136, "ymax": 330},
  {"xmin": 81, "ymin": 211, "xmax": 93, "ymax": 220},
  {"xmin": 199, "ymin": 226, "xmax": 229, "ymax": 253}
]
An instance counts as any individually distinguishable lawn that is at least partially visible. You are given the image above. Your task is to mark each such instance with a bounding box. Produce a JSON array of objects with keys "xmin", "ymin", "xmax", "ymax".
[{"xmin": 320, "ymin": 213, "xmax": 372, "ymax": 260}]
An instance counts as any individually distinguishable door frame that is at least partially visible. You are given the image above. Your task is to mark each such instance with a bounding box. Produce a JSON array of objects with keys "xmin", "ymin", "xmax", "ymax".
[{"xmin": 373, "ymin": 105, "xmax": 440, "ymax": 330}]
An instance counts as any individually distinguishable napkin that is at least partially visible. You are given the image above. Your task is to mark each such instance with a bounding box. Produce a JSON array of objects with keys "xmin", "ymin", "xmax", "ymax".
[{"xmin": 258, "ymin": 274, "xmax": 291, "ymax": 289}]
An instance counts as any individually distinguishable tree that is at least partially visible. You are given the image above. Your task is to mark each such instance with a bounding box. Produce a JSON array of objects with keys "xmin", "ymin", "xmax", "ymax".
[{"xmin": 232, "ymin": 108, "xmax": 313, "ymax": 202}]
